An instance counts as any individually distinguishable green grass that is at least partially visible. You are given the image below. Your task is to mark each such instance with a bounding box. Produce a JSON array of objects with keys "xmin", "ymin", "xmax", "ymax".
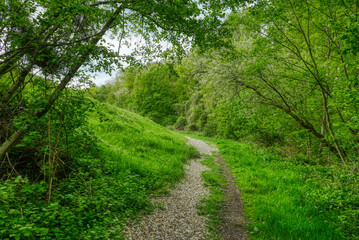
[
  {"xmin": 88, "ymin": 101, "xmax": 198, "ymax": 188},
  {"xmin": 197, "ymin": 155, "xmax": 227, "ymax": 240},
  {"xmin": 179, "ymin": 132, "xmax": 358, "ymax": 239},
  {"xmin": 215, "ymin": 139, "xmax": 355, "ymax": 240},
  {"xmin": 0, "ymin": 99, "xmax": 198, "ymax": 239}
]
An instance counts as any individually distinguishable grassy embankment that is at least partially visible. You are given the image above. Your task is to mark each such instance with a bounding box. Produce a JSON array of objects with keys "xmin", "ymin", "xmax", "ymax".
[
  {"xmin": 0, "ymin": 100, "xmax": 198, "ymax": 239},
  {"xmin": 184, "ymin": 132, "xmax": 358, "ymax": 240}
]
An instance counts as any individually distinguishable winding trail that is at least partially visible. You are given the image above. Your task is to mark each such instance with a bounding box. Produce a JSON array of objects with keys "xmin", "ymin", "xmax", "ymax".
[{"xmin": 124, "ymin": 137, "xmax": 246, "ymax": 239}]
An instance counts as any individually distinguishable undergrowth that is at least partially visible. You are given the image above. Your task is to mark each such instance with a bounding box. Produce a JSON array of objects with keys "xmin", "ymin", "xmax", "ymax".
[{"xmin": 0, "ymin": 99, "xmax": 198, "ymax": 239}]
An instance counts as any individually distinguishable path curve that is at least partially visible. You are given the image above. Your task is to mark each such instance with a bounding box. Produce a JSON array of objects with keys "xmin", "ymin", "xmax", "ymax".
[
  {"xmin": 185, "ymin": 136, "xmax": 218, "ymax": 155},
  {"xmin": 124, "ymin": 137, "xmax": 214, "ymax": 239}
]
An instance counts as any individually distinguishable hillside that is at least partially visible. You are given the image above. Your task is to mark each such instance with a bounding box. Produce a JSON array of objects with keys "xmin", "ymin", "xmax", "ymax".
[{"xmin": 0, "ymin": 99, "xmax": 197, "ymax": 239}]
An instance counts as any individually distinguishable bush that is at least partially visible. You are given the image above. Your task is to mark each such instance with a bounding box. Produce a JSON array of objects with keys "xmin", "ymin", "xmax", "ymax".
[
  {"xmin": 185, "ymin": 123, "xmax": 198, "ymax": 131},
  {"xmin": 0, "ymin": 169, "xmax": 150, "ymax": 239},
  {"xmin": 174, "ymin": 116, "xmax": 187, "ymax": 130},
  {"xmin": 203, "ymin": 122, "xmax": 218, "ymax": 137}
]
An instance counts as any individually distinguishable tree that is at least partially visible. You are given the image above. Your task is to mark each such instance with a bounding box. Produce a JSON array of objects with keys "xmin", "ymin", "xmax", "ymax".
[
  {"xmin": 235, "ymin": 0, "xmax": 359, "ymax": 162},
  {"xmin": 171, "ymin": 0, "xmax": 359, "ymax": 162},
  {"xmin": 0, "ymin": 0, "xmax": 239, "ymax": 160},
  {"xmin": 130, "ymin": 64, "xmax": 178, "ymax": 125}
]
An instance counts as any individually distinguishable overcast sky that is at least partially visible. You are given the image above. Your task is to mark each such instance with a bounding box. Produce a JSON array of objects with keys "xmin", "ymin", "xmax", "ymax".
[
  {"xmin": 90, "ymin": 35, "xmax": 134, "ymax": 86},
  {"xmin": 90, "ymin": 34, "xmax": 176, "ymax": 86},
  {"xmin": 92, "ymin": 70, "xmax": 115, "ymax": 86}
]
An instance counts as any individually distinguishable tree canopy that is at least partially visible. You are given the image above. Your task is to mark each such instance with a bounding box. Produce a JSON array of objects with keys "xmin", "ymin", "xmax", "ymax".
[
  {"xmin": 0, "ymin": 0, "xmax": 241, "ymax": 159},
  {"xmin": 99, "ymin": 0, "xmax": 359, "ymax": 163}
]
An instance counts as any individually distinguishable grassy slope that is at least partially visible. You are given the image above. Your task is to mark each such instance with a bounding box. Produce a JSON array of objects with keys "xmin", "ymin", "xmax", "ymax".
[
  {"xmin": 88, "ymin": 101, "xmax": 198, "ymax": 187},
  {"xmin": 0, "ymin": 100, "xmax": 198, "ymax": 239},
  {"xmin": 181, "ymin": 132, "xmax": 357, "ymax": 240}
]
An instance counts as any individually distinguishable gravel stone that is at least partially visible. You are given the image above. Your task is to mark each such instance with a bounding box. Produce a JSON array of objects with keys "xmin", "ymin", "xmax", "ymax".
[
  {"xmin": 124, "ymin": 137, "xmax": 215, "ymax": 240},
  {"xmin": 185, "ymin": 136, "xmax": 218, "ymax": 155}
]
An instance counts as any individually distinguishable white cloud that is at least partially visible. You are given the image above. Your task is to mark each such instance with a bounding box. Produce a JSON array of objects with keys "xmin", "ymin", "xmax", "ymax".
[
  {"xmin": 90, "ymin": 33, "xmax": 136, "ymax": 86},
  {"xmin": 92, "ymin": 72, "xmax": 113, "ymax": 86}
]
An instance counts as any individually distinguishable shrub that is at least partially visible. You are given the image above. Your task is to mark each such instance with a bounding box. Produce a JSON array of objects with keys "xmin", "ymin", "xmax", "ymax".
[
  {"xmin": 174, "ymin": 116, "xmax": 187, "ymax": 130},
  {"xmin": 203, "ymin": 122, "xmax": 218, "ymax": 137}
]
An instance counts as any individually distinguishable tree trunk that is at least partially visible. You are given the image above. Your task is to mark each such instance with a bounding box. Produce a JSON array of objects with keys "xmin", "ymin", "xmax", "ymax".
[
  {"xmin": 0, "ymin": 128, "xmax": 24, "ymax": 162},
  {"xmin": 0, "ymin": 5, "xmax": 124, "ymax": 159},
  {"xmin": 243, "ymin": 82, "xmax": 346, "ymax": 161},
  {"xmin": 319, "ymin": 114, "xmax": 326, "ymax": 152},
  {"xmin": 322, "ymin": 91, "xmax": 347, "ymax": 164}
]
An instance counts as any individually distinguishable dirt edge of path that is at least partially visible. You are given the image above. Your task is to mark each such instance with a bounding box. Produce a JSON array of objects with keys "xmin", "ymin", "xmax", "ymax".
[{"xmin": 216, "ymin": 154, "xmax": 248, "ymax": 240}]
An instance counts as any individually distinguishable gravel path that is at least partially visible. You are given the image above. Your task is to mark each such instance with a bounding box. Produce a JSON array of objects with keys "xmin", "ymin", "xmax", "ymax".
[
  {"xmin": 124, "ymin": 137, "xmax": 215, "ymax": 240},
  {"xmin": 185, "ymin": 136, "xmax": 218, "ymax": 155}
]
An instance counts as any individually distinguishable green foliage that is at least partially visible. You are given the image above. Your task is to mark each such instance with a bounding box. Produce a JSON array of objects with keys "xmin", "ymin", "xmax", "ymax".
[
  {"xmin": 216, "ymin": 138, "xmax": 358, "ymax": 239},
  {"xmin": 0, "ymin": 174, "xmax": 141, "ymax": 239},
  {"xmin": 98, "ymin": 63, "xmax": 197, "ymax": 127},
  {"xmin": 0, "ymin": 99, "xmax": 197, "ymax": 239},
  {"xmin": 1, "ymin": 76, "xmax": 93, "ymax": 180},
  {"xmin": 174, "ymin": 116, "xmax": 188, "ymax": 130},
  {"xmin": 129, "ymin": 64, "xmax": 179, "ymax": 126},
  {"xmin": 202, "ymin": 122, "xmax": 218, "ymax": 137},
  {"xmin": 152, "ymin": 0, "xmax": 359, "ymax": 164}
]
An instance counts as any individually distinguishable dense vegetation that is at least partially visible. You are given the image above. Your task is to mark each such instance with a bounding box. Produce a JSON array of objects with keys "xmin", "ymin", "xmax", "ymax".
[
  {"xmin": 1, "ymin": 0, "xmax": 358, "ymax": 239},
  {"xmin": 99, "ymin": 0, "xmax": 359, "ymax": 164},
  {"xmin": 92, "ymin": 1, "xmax": 359, "ymax": 238},
  {"xmin": 0, "ymin": 92, "xmax": 197, "ymax": 239}
]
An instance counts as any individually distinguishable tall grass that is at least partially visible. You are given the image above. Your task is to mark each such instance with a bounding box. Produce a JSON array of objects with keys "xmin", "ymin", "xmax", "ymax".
[{"xmin": 216, "ymin": 139, "xmax": 354, "ymax": 240}]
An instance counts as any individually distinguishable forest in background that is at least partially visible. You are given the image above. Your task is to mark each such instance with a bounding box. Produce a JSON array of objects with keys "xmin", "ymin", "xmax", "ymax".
[{"xmin": 96, "ymin": 0, "xmax": 359, "ymax": 165}]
